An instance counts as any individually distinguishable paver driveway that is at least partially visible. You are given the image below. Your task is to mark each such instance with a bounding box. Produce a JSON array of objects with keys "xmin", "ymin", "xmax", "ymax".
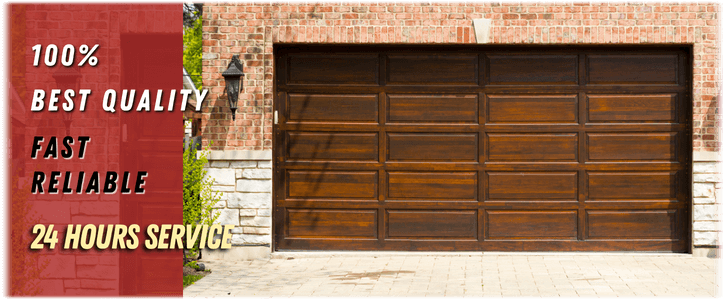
[{"xmin": 184, "ymin": 253, "xmax": 718, "ymax": 297}]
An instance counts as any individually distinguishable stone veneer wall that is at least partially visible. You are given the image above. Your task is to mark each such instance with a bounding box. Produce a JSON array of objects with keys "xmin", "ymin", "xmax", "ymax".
[
  {"xmin": 202, "ymin": 150, "xmax": 273, "ymax": 258},
  {"xmin": 693, "ymin": 154, "xmax": 721, "ymax": 255}
]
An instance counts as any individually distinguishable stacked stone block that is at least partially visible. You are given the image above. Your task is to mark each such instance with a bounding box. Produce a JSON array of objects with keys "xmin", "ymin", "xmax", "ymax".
[
  {"xmin": 205, "ymin": 157, "xmax": 272, "ymax": 246},
  {"xmin": 693, "ymin": 158, "xmax": 721, "ymax": 248}
]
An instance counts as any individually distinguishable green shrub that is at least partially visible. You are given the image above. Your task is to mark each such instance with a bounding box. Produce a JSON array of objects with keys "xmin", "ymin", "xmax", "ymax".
[
  {"xmin": 183, "ymin": 16, "xmax": 203, "ymax": 89},
  {"xmin": 183, "ymin": 274, "xmax": 205, "ymax": 288},
  {"xmin": 184, "ymin": 260, "xmax": 199, "ymax": 269},
  {"xmin": 183, "ymin": 141, "xmax": 221, "ymax": 262}
]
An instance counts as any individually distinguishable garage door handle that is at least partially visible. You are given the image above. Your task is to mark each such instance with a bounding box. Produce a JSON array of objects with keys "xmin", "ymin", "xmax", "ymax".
[{"xmin": 274, "ymin": 110, "xmax": 278, "ymax": 125}]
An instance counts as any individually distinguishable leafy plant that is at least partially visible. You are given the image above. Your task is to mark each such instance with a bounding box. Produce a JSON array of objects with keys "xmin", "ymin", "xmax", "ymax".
[
  {"xmin": 183, "ymin": 15, "xmax": 203, "ymax": 90},
  {"xmin": 183, "ymin": 274, "xmax": 205, "ymax": 288},
  {"xmin": 184, "ymin": 260, "xmax": 199, "ymax": 269},
  {"xmin": 183, "ymin": 141, "xmax": 221, "ymax": 262}
]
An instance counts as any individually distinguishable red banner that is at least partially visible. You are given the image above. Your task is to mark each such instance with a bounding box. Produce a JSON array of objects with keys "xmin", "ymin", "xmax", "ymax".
[{"xmin": 9, "ymin": 4, "xmax": 183, "ymax": 296}]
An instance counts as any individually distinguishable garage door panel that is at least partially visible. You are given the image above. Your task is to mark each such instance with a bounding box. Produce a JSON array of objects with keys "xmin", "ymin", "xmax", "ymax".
[
  {"xmin": 387, "ymin": 133, "xmax": 478, "ymax": 161},
  {"xmin": 288, "ymin": 94, "xmax": 378, "ymax": 123},
  {"xmin": 387, "ymin": 94, "xmax": 478, "ymax": 123},
  {"xmin": 279, "ymin": 199, "xmax": 606, "ymax": 210},
  {"xmin": 587, "ymin": 133, "xmax": 678, "ymax": 161},
  {"xmin": 583, "ymin": 201, "xmax": 684, "ymax": 210},
  {"xmin": 579, "ymin": 163, "xmax": 684, "ymax": 172},
  {"xmin": 287, "ymin": 54, "xmax": 379, "ymax": 85},
  {"xmin": 488, "ymin": 172, "xmax": 578, "ymax": 200},
  {"xmin": 383, "ymin": 124, "xmax": 481, "ymax": 132},
  {"xmin": 387, "ymin": 172, "xmax": 477, "ymax": 200},
  {"xmin": 587, "ymin": 210, "xmax": 678, "ymax": 239},
  {"xmin": 587, "ymin": 172, "xmax": 677, "ymax": 200},
  {"xmin": 276, "ymin": 46, "xmax": 689, "ymax": 252},
  {"xmin": 387, "ymin": 210, "xmax": 478, "ymax": 239},
  {"xmin": 583, "ymin": 124, "xmax": 687, "ymax": 132},
  {"xmin": 484, "ymin": 124, "xmax": 581, "ymax": 133},
  {"xmin": 587, "ymin": 54, "xmax": 679, "ymax": 85},
  {"xmin": 487, "ymin": 211, "xmax": 578, "ymax": 239},
  {"xmin": 487, "ymin": 133, "xmax": 578, "ymax": 161},
  {"xmin": 587, "ymin": 94, "xmax": 678, "ymax": 122},
  {"xmin": 287, "ymin": 132, "xmax": 379, "ymax": 161},
  {"xmin": 487, "ymin": 55, "xmax": 579, "ymax": 85},
  {"xmin": 287, "ymin": 171, "xmax": 378, "ymax": 199},
  {"xmin": 486, "ymin": 94, "xmax": 578, "ymax": 123},
  {"xmin": 387, "ymin": 54, "xmax": 478, "ymax": 85},
  {"xmin": 277, "ymin": 239, "xmax": 685, "ymax": 251},
  {"xmin": 286, "ymin": 209, "xmax": 378, "ymax": 238}
]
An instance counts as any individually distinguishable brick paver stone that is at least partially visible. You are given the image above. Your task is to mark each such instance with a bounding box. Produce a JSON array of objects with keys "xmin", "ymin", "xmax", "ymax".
[{"xmin": 183, "ymin": 254, "xmax": 717, "ymax": 297}]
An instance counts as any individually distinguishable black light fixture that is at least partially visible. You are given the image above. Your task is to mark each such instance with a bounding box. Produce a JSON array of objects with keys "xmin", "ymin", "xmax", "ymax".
[
  {"xmin": 221, "ymin": 55, "xmax": 244, "ymax": 121},
  {"xmin": 52, "ymin": 66, "xmax": 81, "ymax": 135}
]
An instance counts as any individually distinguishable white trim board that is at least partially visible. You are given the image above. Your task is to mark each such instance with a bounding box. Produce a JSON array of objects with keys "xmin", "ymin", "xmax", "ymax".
[{"xmin": 693, "ymin": 151, "xmax": 721, "ymax": 162}]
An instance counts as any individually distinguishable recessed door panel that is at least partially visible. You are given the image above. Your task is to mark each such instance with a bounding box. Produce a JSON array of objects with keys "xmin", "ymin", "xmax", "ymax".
[
  {"xmin": 488, "ymin": 133, "xmax": 578, "ymax": 162},
  {"xmin": 287, "ymin": 209, "xmax": 377, "ymax": 238},
  {"xmin": 387, "ymin": 210, "xmax": 478, "ymax": 239},
  {"xmin": 587, "ymin": 133, "xmax": 678, "ymax": 161},
  {"xmin": 587, "ymin": 94, "xmax": 677, "ymax": 122},
  {"xmin": 587, "ymin": 210, "xmax": 678, "ymax": 239},
  {"xmin": 287, "ymin": 171, "xmax": 378, "ymax": 199},
  {"xmin": 387, "ymin": 172, "xmax": 478, "ymax": 200},
  {"xmin": 388, "ymin": 94, "xmax": 478, "ymax": 123},
  {"xmin": 487, "ymin": 211, "xmax": 578, "ymax": 239},
  {"xmin": 487, "ymin": 94, "xmax": 578, "ymax": 123},
  {"xmin": 387, "ymin": 133, "xmax": 478, "ymax": 162},
  {"xmin": 488, "ymin": 172, "xmax": 578, "ymax": 200},
  {"xmin": 287, "ymin": 132, "xmax": 378, "ymax": 161},
  {"xmin": 488, "ymin": 55, "xmax": 578, "ymax": 85},
  {"xmin": 288, "ymin": 94, "xmax": 378, "ymax": 123}
]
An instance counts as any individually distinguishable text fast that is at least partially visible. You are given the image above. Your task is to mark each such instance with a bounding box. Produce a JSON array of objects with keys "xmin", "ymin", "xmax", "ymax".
[{"xmin": 30, "ymin": 136, "xmax": 147, "ymax": 195}]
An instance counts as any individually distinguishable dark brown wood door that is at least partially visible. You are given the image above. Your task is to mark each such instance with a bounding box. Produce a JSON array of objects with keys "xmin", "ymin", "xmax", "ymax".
[{"xmin": 273, "ymin": 45, "xmax": 691, "ymax": 252}]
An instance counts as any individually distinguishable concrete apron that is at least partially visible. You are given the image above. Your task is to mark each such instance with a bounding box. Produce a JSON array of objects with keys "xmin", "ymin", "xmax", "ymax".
[{"xmin": 187, "ymin": 250, "xmax": 718, "ymax": 297}]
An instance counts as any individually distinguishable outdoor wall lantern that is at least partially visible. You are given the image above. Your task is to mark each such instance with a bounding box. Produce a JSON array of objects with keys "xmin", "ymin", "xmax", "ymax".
[
  {"xmin": 52, "ymin": 66, "xmax": 81, "ymax": 135},
  {"xmin": 222, "ymin": 55, "xmax": 244, "ymax": 121}
]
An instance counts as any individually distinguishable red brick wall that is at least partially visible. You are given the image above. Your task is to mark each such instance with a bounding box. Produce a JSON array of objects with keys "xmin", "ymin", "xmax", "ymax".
[{"xmin": 202, "ymin": 2, "xmax": 720, "ymax": 152}]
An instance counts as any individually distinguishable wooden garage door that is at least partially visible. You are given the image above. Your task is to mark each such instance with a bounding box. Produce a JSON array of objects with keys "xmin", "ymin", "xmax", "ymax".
[{"xmin": 273, "ymin": 45, "xmax": 691, "ymax": 252}]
